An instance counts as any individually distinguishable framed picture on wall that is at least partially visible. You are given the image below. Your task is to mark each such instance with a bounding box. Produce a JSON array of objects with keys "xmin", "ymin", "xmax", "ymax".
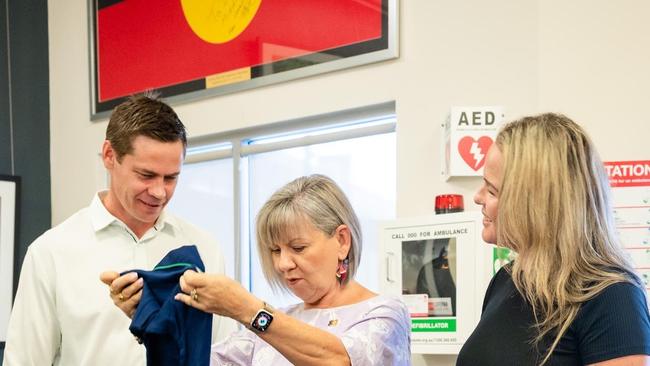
[
  {"xmin": 89, "ymin": 0, "xmax": 399, "ymax": 118},
  {"xmin": 0, "ymin": 175, "xmax": 19, "ymax": 347}
]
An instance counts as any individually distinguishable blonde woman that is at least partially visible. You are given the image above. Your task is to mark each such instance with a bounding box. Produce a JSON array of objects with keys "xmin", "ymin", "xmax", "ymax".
[
  {"xmin": 457, "ymin": 114, "xmax": 650, "ymax": 365},
  {"xmin": 104, "ymin": 174, "xmax": 411, "ymax": 365}
]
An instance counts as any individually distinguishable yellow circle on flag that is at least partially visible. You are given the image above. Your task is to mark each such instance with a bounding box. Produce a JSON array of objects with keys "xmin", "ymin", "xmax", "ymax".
[{"xmin": 181, "ymin": 0, "xmax": 262, "ymax": 44}]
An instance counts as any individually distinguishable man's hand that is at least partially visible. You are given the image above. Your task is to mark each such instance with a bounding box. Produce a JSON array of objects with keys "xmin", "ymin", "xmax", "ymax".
[{"xmin": 100, "ymin": 271, "xmax": 143, "ymax": 318}]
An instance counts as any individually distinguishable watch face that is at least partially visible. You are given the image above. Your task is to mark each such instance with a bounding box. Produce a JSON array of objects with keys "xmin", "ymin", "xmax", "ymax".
[{"xmin": 252, "ymin": 310, "xmax": 273, "ymax": 332}]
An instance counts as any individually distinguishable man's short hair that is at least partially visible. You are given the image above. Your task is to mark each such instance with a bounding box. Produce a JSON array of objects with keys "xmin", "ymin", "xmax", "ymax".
[{"xmin": 106, "ymin": 93, "xmax": 187, "ymax": 161}]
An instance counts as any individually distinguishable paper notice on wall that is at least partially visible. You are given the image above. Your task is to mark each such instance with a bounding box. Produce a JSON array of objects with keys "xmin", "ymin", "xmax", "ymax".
[
  {"xmin": 604, "ymin": 161, "xmax": 650, "ymax": 300},
  {"xmin": 442, "ymin": 106, "xmax": 505, "ymax": 179}
]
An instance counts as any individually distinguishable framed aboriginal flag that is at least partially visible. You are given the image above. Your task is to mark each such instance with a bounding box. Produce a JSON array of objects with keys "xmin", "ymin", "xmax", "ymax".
[{"xmin": 89, "ymin": 0, "xmax": 398, "ymax": 118}]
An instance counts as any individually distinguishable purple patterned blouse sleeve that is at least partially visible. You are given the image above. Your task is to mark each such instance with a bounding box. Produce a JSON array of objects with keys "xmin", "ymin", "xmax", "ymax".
[
  {"xmin": 339, "ymin": 296, "xmax": 411, "ymax": 365},
  {"xmin": 211, "ymin": 295, "xmax": 411, "ymax": 365},
  {"xmin": 210, "ymin": 327, "xmax": 256, "ymax": 366}
]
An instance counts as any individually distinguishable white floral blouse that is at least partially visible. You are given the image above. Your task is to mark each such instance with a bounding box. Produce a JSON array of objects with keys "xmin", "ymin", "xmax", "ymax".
[{"xmin": 211, "ymin": 295, "xmax": 411, "ymax": 365}]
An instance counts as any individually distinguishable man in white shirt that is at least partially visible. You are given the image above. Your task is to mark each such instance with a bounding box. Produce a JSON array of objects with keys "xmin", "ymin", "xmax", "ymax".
[{"xmin": 3, "ymin": 94, "xmax": 230, "ymax": 365}]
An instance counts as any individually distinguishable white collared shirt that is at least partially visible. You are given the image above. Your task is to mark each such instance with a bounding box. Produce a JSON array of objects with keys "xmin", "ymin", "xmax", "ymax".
[{"xmin": 3, "ymin": 192, "xmax": 230, "ymax": 366}]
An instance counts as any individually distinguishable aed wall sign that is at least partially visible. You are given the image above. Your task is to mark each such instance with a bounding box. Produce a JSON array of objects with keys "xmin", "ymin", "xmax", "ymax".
[{"xmin": 442, "ymin": 106, "xmax": 505, "ymax": 179}]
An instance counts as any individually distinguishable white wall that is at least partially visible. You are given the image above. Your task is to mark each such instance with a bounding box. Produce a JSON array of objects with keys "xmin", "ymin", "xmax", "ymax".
[
  {"xmin": 48, "ymin": 1, "xmax": 650, "ymax": 364},
  {"xmin": 538, "ymin": 1, "xmax": 650, "ymax": 161}
]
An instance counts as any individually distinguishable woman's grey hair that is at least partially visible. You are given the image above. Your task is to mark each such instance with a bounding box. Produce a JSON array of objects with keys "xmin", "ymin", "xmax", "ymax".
[{"xmin": 255, "ymin": 174, "xmax": 362, "ymax": 291}]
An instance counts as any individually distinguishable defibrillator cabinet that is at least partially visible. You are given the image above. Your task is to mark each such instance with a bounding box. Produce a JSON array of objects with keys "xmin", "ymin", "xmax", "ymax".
[{"xmin": 379, "ymin": 211, "xmax": 494, "ymax": 354}]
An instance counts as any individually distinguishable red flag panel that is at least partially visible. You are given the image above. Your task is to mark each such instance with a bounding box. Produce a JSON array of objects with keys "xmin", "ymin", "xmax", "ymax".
[{"xmin": 96, "ymin": 0, "xmax": 383, "ymax": 102}]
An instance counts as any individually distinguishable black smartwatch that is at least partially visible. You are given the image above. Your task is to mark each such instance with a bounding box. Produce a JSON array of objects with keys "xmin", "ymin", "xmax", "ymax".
[{"xmin": 250, "ymin": 302, "xmax": 274, "ymax": 333}]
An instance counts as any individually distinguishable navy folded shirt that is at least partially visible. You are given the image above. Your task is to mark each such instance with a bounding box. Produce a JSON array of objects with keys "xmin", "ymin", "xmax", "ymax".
[{"xmin": 122, "ymin": 245, "xmax": 212, "ymax": 366}]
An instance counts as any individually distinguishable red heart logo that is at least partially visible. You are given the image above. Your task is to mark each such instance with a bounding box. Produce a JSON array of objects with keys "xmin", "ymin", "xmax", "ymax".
[{"xmin": 458, "ymin": 136, "xmax": 493, "ymax": 171}]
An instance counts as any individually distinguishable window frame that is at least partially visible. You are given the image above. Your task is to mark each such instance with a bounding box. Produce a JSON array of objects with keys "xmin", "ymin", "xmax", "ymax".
[{"xmin": 183, "ymin": 101, "xmax": 396, "ymax": 289}]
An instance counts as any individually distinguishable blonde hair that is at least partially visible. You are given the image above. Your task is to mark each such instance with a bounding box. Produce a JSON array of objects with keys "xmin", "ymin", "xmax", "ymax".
[
  {"xmin": 495, "ymin": 113, "xmax": 638, "ymax": 365},
  {"xmin": 255, "ymin": 174, "xmax": 362, "ymax": 292}
]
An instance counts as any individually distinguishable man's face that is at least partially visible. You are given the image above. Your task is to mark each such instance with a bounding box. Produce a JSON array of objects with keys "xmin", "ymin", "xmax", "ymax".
[{"xmin": 102, "ymin": 135, "xmax": 183, "ymax": 234}]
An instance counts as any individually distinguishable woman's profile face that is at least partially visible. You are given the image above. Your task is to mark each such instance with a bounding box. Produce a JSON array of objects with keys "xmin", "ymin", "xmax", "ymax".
[
  {"xmin": 473, "ymin": 145, "xmax": 503, "ymax": 244},
  {"xmin": 269, "ymin": 219, "xmax": 350, "ymax": 307}
]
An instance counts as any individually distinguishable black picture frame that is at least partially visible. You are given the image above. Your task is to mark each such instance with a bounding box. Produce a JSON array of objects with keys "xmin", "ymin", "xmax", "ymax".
[
  {"xmin": 88, "ymin": 0, "xmax": 399, "ymax": 119},
  {"xmin": 0, "ymin": 175, "xmax": 19, "ymax": 347}
]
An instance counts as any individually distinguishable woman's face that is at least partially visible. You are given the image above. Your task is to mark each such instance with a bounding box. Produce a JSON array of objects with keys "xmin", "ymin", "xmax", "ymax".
[
  {"xmin": 473, "ymin": 145, "xmax": 503, "ymax": 244},
  {"xmin": 270, "ymin": 220, "xmax": 350, "ymax": 307}
]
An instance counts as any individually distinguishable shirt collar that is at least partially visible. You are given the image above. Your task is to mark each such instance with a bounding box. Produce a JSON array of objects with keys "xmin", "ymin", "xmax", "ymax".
[{"xmin": 90, "ymin": 191, "xmax": 178, "ymax": 233}]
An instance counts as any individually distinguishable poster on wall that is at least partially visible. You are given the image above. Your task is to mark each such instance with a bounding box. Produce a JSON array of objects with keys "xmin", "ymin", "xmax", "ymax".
[
  {"xmin": 0, "ymin": 176, "xmax": 19, "ymax": 346},
  {"xmin": 604, "ymin": 160, "xmax": 650, "ymax": 301},
  {"xmin": 89, "ymin": 0, "xmax": 398, "ymax": 118},
  {"xmin": 380, "ymin": 212, "xmax": 493, "ymax": 354}
]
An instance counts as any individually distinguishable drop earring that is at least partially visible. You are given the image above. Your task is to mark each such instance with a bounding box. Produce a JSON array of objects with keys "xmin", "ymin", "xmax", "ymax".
[{"xmin": 336, "ymin": 258, "xmax": 349, "ymax": 283}]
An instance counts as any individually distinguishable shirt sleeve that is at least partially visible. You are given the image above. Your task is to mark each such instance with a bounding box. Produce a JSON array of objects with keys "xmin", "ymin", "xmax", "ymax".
[
  {"xmin": 575, "ymin": 282, "xmax": 650, "ymax": 364},
  {"xmin": 3, "ymin": 244, "xmax": 60, "ymax": 365},
  {"xmin": 210, "ymin": 328, "xmax": 257, "ymax": 366},
  {"xmin": 340, "ymin": 299, "xmax": 412, "ymax": 366}
]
